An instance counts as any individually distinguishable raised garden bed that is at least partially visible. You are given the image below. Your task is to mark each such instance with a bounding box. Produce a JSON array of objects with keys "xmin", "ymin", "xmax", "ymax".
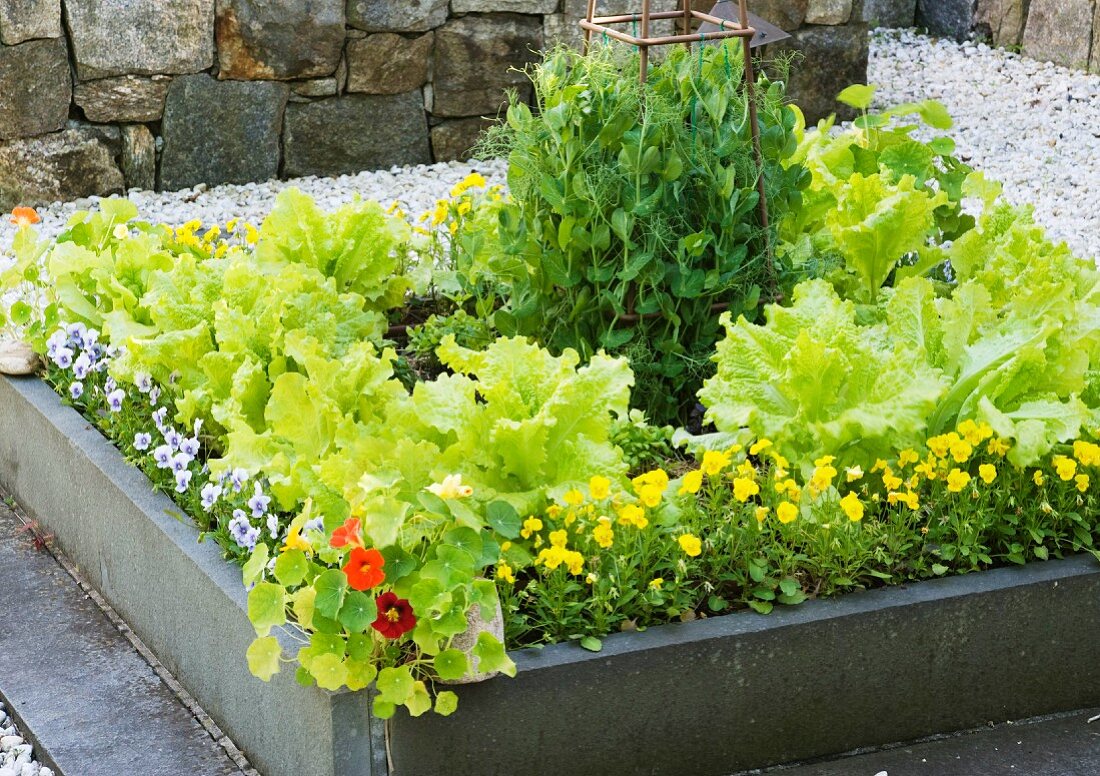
[{"xmin": 4, "ymin": 372, "xmax": 1099, "ymax": 776}]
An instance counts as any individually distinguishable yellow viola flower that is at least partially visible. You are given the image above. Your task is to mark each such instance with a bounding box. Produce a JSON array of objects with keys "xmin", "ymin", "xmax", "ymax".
[
  {"xmin": 450, "ymin": 171, "xmax": 486, "ymax": 197},
  {"xmin": 777, "ymin": 501, "xmax": 798, "ymax": 524},
  {"xmin": 427, "ymin": 473, "xmax": 473, "ymax": 499},
  {"xmin": 839, "ymin": 492, "xmax": 864, "ymax": 522},
  {"xmin": 638, "ymin": 484, "xmax": 663, "ymax": 508},
  {"xmin": 915, "ymin": 459, "xmax": 938, "ymax": 480},
  {"xmin": 617, "ymin": 503, "xmax": 648, "ymax": 529},
  {"xmin": 563, "ymin": 488, "xmax": 585, "ymax": 506},
  {"xmin": 1033, "ymin": 470, "xmax": 1045, "ymax": 486},
  {"xmin": 546, "ymin": 504, "xmax": 562, "ymax": 519},
  {"xmin": 898, "ymin": 449, "xmax": 919, "ymax": 468},
  {"xmin": 537, "ymin": 545, "xmax": 568, "ymax": 570},
  {"xmin": 495, "ymin": 563, "xmax": 516, "ymax": 584},
  {"xmin": 1074, "ymin": 440, "xmax": 1100, "ymax": 467},
  {"xmin": 700, "ymin": 450, "xmax": 732, "ymax": 476},
  {"xmin": 736, "ymin": 460, "xmax": 756, "ymax": 478},
  {"xmin": 771, "ymin": 452, "xmax": 789, "ymax": 471},
  {"xmin": 1053, "ymin": 455, "xmax": 1078, "ymax": 481},
  {"xmin": 754, "ymin": 506, "xmax": 769, "ymax": 523},
  {"xmin": 281, "ymin": 523, "xmax": 312, "ymax": 555},
  {"xmin": 592, "ymin": 520, "xmax": 614, "ymax": 549},
  {"xmin": 871, "ymin": 458, "xmax": 889, "ymax": 473},
  {"xmin": 678, "ymin": 470, "xmax": 704, "ymax": 496},
  {"xmin": 1076, "ymin": 473, "xmax": 1090, "ymax": 492},
  {"xmin": 949, "ymin": 438, "xmax": 973, "ymax": 463},
  {"xmin": 549, "ymin": 529, "xmax": 568, "ymax": 548},
  {"xmin": 226, "ymin": 218, "xmax": 239, "ymax": 232},
  {"xmin": 986, "ymin": 437, "xmax": 1011, "ymax": 457},
  {"xmin": 978, "ymin": 464, "xmax": 997, "ymax": 484},
  {"xmin": 845, "ymin": 465, "xmax": 864, "ymax": 482},
  {"xmin": 649, "ymin": 577, "xmax": 664, "ymax": 590},
  {"xmin": 749, "ymin": 438, "xmax": 772, "ymax": 455},
  {"xmin": 900, "ymin": 490, "xmax": 920, "ymax": 511},
  {"xmin": 927, "ymin": 435, "xmax": 951, "ymax": 459},
  {"xmin": 565, "ymin": 550, "xmax": 585, "ymax": 575},
  {"xmin": 589, "ymin": 475, "xmax": 611, "ymax": 500},
  {"xmin": 946, "ymin": 468, "xmax": 971, "ymax": 493},
  {"xmin": 732, "ymin": 477, "xmax": 761, "ymax": 503},
  {"xmin": 632, "ymin": 469, "xmax": 670, "ymax": 493},
  {"xmin": 521, "ymin": 516, "xmax": 543, "ymax": 539},
  {"xmin": 957, "ymin": 419, "xmax": 984, "ymax": 446},
  {"xmin": 810, "ymin": 464, "xmax": 837, "ymax": 493},
  {"xmin": 244, "ymin": 223, "xmax": 259, "ymax": 244},
  {"xmin": 882, "ymin": 468, "xmax": 903, "ymax": 492},
  {"xmin": 678, "ymin": 533, "xmax": 702, "ymax": 557},
  {"xmin": 585, "ymin": 572, "xmax": 598, "ymax": 584}
]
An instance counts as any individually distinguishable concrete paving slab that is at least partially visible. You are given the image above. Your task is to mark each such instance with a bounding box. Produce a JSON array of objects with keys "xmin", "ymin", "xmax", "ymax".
[
  {"xmin": 762, "ymin": 708, "xmax": 1100, "ymax": 776},
  {"xmin": 0, "ymin": 497, "xmax": 245, "ymax": 776}
]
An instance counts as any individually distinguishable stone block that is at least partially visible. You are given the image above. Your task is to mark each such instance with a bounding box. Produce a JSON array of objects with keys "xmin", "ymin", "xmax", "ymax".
[
  {"xmin": 430, "ymin": 116, "xmax": 496, "ymax": 162},
  {"xmin": 64, "ymin": 0, "xmax": 215, "ymax": 80},
  {"xmin": 347, "ymin": 0, "xmax": 448, "ymax": 32},
  {"xmin": 452, "ymin": 0, "xmax": 557, "ymax": 11},
  {"xmin": 120, "ymin": 123, "xmax": 155, "ymax": 191},
  {"xmin": 283, "ymin": 91, "xmax": 431, "ymax": 177},
  {"xmin": 806, "ymin": 0, "xmax": 852, "ymax": 25},
  {"xmin": 545, "ymin": 0, "xmax": 679, "ymax": 49},
  {"xmin": 1023, "ymin": 0, "xmax": 1095, "ymax": 70},
  {"xmin": 915, "ymin": 0, "xmax": 976, "ymax": 40},
  {"xmin": 160, "ymin": 73, "xmax": 287, "ymax": 191},
  {"xmin": 973, "ymin": 0, "xmax": 1026, "ymax": 46},
  {"xmin": 74, "ymin": 75, "xmax": 171, "ymax": 123},
  {"xmin": 347, "ymin": 32, "xmax": 432, "ymax": 95},
  {"xmin": 0, "ymin": 36, "xmax": 70, "ymax": 140},
  {"xmin": 292, "ymin": 77, "xmax": 339, "ymax": 98},
  {"xmin": 433, "ymin": 14, "xmax": 542, "ymax": 118},
  {"xmin": 771, "ymin": 22, "xmax": 869, "ymax": 123},
  {"xmin": 216, "ymin": 0, "xmax": 344, "ymax": 80},
  {"xmin": 861, "ymin": 0, "xmax": 916, "ymax": 27},
  {"xmin": 1092, "ymin": 4, "xmax": 1100, "ymax": 74},
  {"xmin": 0, "ymin": 126, "xmax": 124, "ymax": 210},
  {"xmin": 0, "ymin": 0, "xmax": 61, "ymax": 45}
]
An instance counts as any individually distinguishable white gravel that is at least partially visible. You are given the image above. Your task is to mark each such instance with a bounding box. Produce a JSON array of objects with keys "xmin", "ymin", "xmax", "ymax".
[
  {"xmin": 0, "ymin": 703, "xmax": 53, "ymax": 776},
  {"xmin": 869, "ymin": 29, "xmax": 1100, "ymax": 261},
  {"xmin": 1, "ymin": 31, "xmax": 1096, "ymax": 262}
]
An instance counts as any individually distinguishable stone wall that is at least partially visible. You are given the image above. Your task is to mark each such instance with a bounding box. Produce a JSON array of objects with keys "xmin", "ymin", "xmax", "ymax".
[
  {"xmin": 917, "ymin": 0, "xmax": 1100, "ymax": 74},
  {"xmin": 0, "ymin": 1, "xmax": 873, "ymax": 208}
]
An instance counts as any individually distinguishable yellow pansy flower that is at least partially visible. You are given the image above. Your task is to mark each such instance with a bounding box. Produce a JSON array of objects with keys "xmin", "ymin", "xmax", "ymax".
[
  {"xmin": 749, "ymin": 438, "xmax": 772, "ymax": 455},
  {"xmin": 949, "ymin": 437, "xmax": 973, "ymax": 463},
  {"xmin": 986, "ymin": 437, "xmax": 1010, "ymax": 457},
  {"xmin": 1053, "ymin": 455, "xmax": 1078, "ymax": 481},
  {"xmin": 678, "ymin": 533, "xmax": 702, "ymax": 557},
  {"xmin": 898, "ymin": 449, "xmax": 919, "ymax": 467},
  {"xmin": 638, "ymin": 484, "xmax": 663, "ymax": 508},
  {"xmin": 839, "ymin": 492, "xmax": 864, "ymax": 522},
  {"xmin": 882, "ymin": 468, "xmax": 903, "ymax": 491},
  {"xmin": 732, "ymin": 477, "xmax": 760, "ymax": 503},
  {"xmin": 1033, "ymin": 470, "xmax": 1045, "ymax": 486},
  {"xmin": 810, "ymin": 464, "xmax": 837, "ymax": 493},
  {"xmin": 1074, "ymin": 441, "xmax": 1100, "ymax": 467},
  {"xmin": 549, "ymin": 529, "xmax": 568, "ymax": 548},
  {"xmin": 946, "ymin": 468, "xmax": 971, "ymax": 493},
  {"xmin": 427, "ymin": 473, "xmax": 473, "ymax": 499},
  {"xmin": 845, "ymin": 465, "xmax": 864, "ymax": 482},
  {"xmin": 700, "ymin": 450, "xmax": 731, "ymax": 476},
  {"xmin": 495, "ymin": 563, "xmax": 515, "ymax": 584},
  {"xmin": 617, "ymin": 503, "xmax": 648, "ymax": 529},
  {"xmin": 871, "ymin": 458, "xmax": 889, "ymax": 473},
  {"xmin": 978, "ymin": 464, "xmax": 997, "ymax": 484},
  {"xmin": 649, "ymin": 577, "xmax": 664, "ymax": 590},
  {"xmin": 450, "ymin": 171, "xmax": 486, "ymax": 197},
  {"xmin": 592, "ymin": 519, "xmax": 614, "ymax": 549},
  {"xmin": 563, "ymin": 488, "xmax": 585, "ymax": 506},
  {"xmin": 589, "ymin": 475, "xmax": 611, "ymax": 500},
  {"xmin": 678, "ymin": 470, "xmax": 704, "ymax": 496},
  {"xmin": 281, "ymin": 523, "xmax": 312, "ymax": 555},
  {"xmin": 1076, "ymin": 473, "xmax": 1090, "ymax": 492},
  {"xmin": 521, "ymin": 516, "xmax": 543, "ymax": 539},
  {"xmin": 754, "ymin": 506, "xmax": 769, "ymax": 523},
  {"xmin": 777, "ymin": 501, "xmax": 798, "ymax": 524},
  {"xmin": 565, "ymin": 550, "xmax": 585, "ymax": 575}
]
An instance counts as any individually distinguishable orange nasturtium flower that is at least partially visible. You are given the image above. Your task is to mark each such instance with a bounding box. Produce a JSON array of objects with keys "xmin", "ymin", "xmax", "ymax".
[
  {"xmin": 342, "ymin": 546, "xmax": 386, "ymax": 591},
  {"xmin": 330, "ymin": 517, "xmax": 363, "ymax": 549},
  {"xmin": 10, "ymin": 206, "xmax": 40, "ymax": 228}
]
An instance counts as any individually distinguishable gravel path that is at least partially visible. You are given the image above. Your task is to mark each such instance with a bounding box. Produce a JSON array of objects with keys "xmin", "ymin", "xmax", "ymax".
[
  {"xmin": 0, "ymin": 703, "xmax": 53, "ymax": 776},
  {"xmin": 1, "ymin": 31, "xmax": 1096, "ymax": 261},
  {"xmin": 870, "ymin": 29, "xmax": 1100, "ymax": 261}
]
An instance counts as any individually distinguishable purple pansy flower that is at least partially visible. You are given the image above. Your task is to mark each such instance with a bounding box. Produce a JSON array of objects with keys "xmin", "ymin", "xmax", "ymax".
[
  {"xmin": 107, "ymin": 389, "xmax": 125, "ymax": 412},
  {"xmin": 152, "ymin": 445, "xmax": 173, "ymax": 468},
  {"xmin": 200, "ymin": 482, "xmax": 222, "ymax": 511},
  {"xmin": 175, "ymin": 469, "xmax": 193, "ymax": 493},
  {"xmin": 69, "ymin": 382, "xmax": 84, "ymax": 400},
  {"xmin": 179, "ymin": 437, "xmax": 200, "ymax": 457},
  {"xmin": 247, "ymin": 483, "xmax": 271, "ymax": 518},
  {"xmin": 163, "ymin": 427, "xmax": 182, "ymax": 451},
  {"xmin": 133, "ymin": 432, "xmax": 152, "ymax": 451}
]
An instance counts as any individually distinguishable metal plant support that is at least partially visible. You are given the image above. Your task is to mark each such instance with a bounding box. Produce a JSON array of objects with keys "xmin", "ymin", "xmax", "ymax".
[{"xmin": 580, "ymin": 0, "xmax": 773, "ymax": 273}]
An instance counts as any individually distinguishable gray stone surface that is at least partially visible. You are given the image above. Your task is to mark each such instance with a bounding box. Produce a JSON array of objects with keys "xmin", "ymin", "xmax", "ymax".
[
  {"xmin": 750, "ymin": 0, "xmax": 809, "ymax": 30},
  {"xmin": 347, "ymin": 32, "xmax": 432, "ymax": 95},
  {"xmin": 73, "ymin": 74, "xmax": 171, "ymax": 123},
  {"xmin": 773, "ymin": 22, "xmax": 870, "ymax": 123},
  {"xmin": 915, "ymin": 0, "xmax": 977, "ymax": 40},
  {"xmin": 0, "ymin": 37, "xmax": 69, "ymax": 140},
  {"xmin": 1023, "ymin": 0, "xmax": 1095, "ymax": 70},
  {"xmin": 292, "ymin": 77, "xmax": 339, "ymax": 98},
  {"xmin": 545, "ymin": 0, "xmax": 678, "ymax": 48},
  {"xmin": 0, "ymin": 500, "xmax": 242, "ymax": 775},
  {"xmin": 0, "ymin": 0, "xmax": 61, "ymax": 45},
  {"xmin": 452, "ymin": 0, "xmax": 557, "ymax": 12},
  {"xmin": 347, "ymin": 0, "xmax": 448, "ymax": 32},
  {"xmin": 160, "ymin": 73, "xmax": 287, "ymax": 191},
  {"xmin": 433, "ymin": 13, "xmax": 542, "ymax": 118},
  {"xmin": 774, "ymin": 708, "xmax": 1100, "ymax": 775},
  {"xmin": 64, "ymin": 0, "xmax": 215, "ymax": 80},
  {"xmin": 120, "ymin": 123, "xmax": 155, "ymax": 191},
  {"xmin": 1093, "ymin": 4, "xmax": 1100, "ymax": 74},
  {"xmin": 806, "ymin": 0, "xmax": 852, "ymax": 24},
  {"xmin": 0, "ymin": 376, "xmax": 381, "ymax": 776},
  {"xmin": 0, "ymin": 126, "xmax": 123, "ymax": 210},
  {"xmin": 283, "ymin": 91, "xmax": 431, "ymax": 177},
  {"xmin": 973, "ymin": 0, "xmax": 1026, "ymax": 46},
  {"xmin": 431, "ymin": 117, "xmax": 495, "ymax": 162},
  {"xmin": 862, "ymin": 0, "xmax": 917, "ymax": 27},
  {"xmin": 215, "ymin": 0, "xmax": 344, "ymax": 80}
]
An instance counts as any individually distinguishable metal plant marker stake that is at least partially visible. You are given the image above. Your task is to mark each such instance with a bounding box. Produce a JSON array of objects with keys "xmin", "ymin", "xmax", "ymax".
[{"xmin": 580, "ymin": 0, "xmax": 774, "ymax": 284}]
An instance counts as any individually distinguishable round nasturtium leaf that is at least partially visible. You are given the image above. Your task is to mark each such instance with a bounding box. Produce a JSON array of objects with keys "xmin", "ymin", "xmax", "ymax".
[
  {"xmin": 433, "ymin": 649, "xmax": 469, "ymax": 682},
  {"xmin": 472, "ymin": 632, "xmax": 516, "ymax": 677},
  {"xmin": 372, "ymin": 697, "xmax": 396, "ymax": 720},
  {"xmin": 344, "ymin": 658, "xmax": 378, "ymax": 691},
  {"xmin": 9, "ymin": 300, "xmax": 32, "ymax": 326},
  {"xmin": 347, "ymin": 633, "xmax": 372, "ymax": 662},
  {"xmin": 247, "ymin": 582, "xmax": 286, "ymax": 636},
  {"xmin": 246, "ymin": 636, "xmax": 282, "ymax": 681},
  {"xmin": 338, "ymin": 590, "xmax": 374, "ymax": 633},
  {"xmin": 274, "ymin": 549, "xmax": 309, "ymax": 587},
  {"xmin": 313, "ymin": 568, "xmax": 348, "ymax": 619},
  {"xmin": 406, "ymin": 681, "xmax": 432, "ymax": 717},
  {"xmin": 310, "ymin": 652, "xmax": 348, "ymax": 692},
  {"xmin": 376, "ymin": 666, "xmax": 415, "ymax": 705},
  {"xmin": 434, "ymin": 690, "xmax": 459, "ymax": 716},
  {"xmin": 290, "ymin": 586, "xmax": 316, "ymax": 630}
]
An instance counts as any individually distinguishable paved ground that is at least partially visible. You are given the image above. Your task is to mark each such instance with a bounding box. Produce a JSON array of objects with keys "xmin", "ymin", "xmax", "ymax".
[
  {"xmin": 0, "ymin": 496, "xmax": 252, "ymax": 776},
  {"xmin": 758, "ymin": 708, "xmax": 1100, "ymax": 776}
]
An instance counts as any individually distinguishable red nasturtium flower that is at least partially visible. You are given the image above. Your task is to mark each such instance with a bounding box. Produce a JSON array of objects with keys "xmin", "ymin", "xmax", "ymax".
[
  {"xmin": 342, "ymin": 547, "xmax": 386, "ymax": 591},
  {"xmin": 330, "ymin": 517, "xmax": 363, "ymax": 549},
  {"xmin": 10, "ymin": 206, "xmax": 40, "ymax": 228},
  {"xmin": 371, "ymin": 592, "xmax": 417, "ymax": 639}
]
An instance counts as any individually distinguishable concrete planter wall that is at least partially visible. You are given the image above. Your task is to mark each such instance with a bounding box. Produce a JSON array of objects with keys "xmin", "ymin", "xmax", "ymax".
[{"xmin": 2, "ymin": 373, "xmax": 1100, "ymax": 776}]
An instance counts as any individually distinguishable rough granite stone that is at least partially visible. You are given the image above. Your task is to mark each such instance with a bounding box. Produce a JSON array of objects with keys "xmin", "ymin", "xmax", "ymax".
[
  {"xmin": 747, "ymin": 0, "xmax": 809, "ymax": 30},
  {"xmin": 1093, "ymin": 4, "xmax": 1100, "ymax": 74},
  {"xmin": 160, "ymin": 73, "xmax": 288, "ymax": 191},
  {"xmin": 0, "ymin": 36, "xmax": 70, "ymax": 140},
  {"xmin": 74, "ymin": 75, "xmax": 171, "ymax": 123},
  {"xmin": 347, "ymin": 0, "xmax": 448, "ymax": 32},
  {"xmin": 430, "ymin": 116, "xmax": 496, "ymax": 162},
  {"xmin": 0, "ymin": 127, "xmax": 124, "ymax": 210},
  {"xmin": 283, "ymin": 91, "xmax": 431, "ymax": 177},
  {"xmin": 806, "ymin": 0, "xmax": 852, "ymax": 25},
  {"xmin": 1023, "ymin": 0, "xmax": 1095, "ymax": 70},
  {"xmin": 861, "ymin": 0, "xmax": 917, "ymax": 27},
  {"xmin": 545, "ymin": 0, "xmax": 678, "ymax": 49},
  {"xmin": 973, "ymin": 0, "xmax": 1026, "ymax": 47},
  {"xmin": 64, "ymin": 0, "xmax": 214, "ymax": 80},
  {"xmin": 772, "ymin": 22, "xmax": 869, "ymax": 123},
  {"xmin": 120, "ymin": 123, "xmax": 155, "ymax": 191},
  {"xmin": 452, "ymin": 0, "xmax": 557, "ymax": 12},
  {"xmin": 0, "ymin": 0, "xmax": 61, "ymax": 45},
  {"xmin": 347, "ymin": 32, "xmax": 432, "ymax": 95},
  {"xmin": 915, "ymin": 0, "xmax": 977, "ymax": 40},
  {"xmin": 292, "ymin": 77, "xmax": 338, "ymax": 98},
  {"xmin": 215, "ymin": 0, "xmax": 344, "ymax": 80},
  {"xmin": 433, "ymin": 14, "xmax": 542, "ymax": 118}
]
